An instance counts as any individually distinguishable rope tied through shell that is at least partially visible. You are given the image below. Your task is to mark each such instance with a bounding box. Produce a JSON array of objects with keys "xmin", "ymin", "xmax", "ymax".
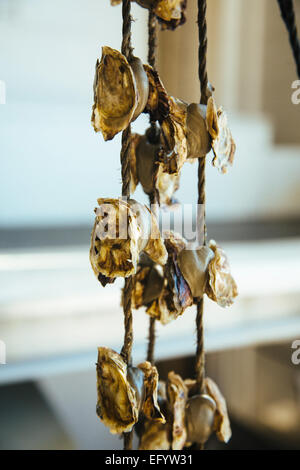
[
  {"xmin": 120, "ymin": 0, "xmax": 134, "ymax": 449},
  {"xmin": 195, "ymin": 0, "xmax": 208, "ymax": 398}
]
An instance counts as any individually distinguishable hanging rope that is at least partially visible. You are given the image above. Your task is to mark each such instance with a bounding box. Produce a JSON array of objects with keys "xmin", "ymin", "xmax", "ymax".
[
  {"xmin": 120, "ymin": 0, "xmax": 134, "ymax": 450},
  {"xmin": 195, "ymin": 0, "xmax": 208, "ymax": 398},
  {"xmin": 146, "ymin": 10, "xmax": 158, "ymax": 365},
  {"xmin": 277, "ymin": 0, "xmax": 300, "ymax": 78}
]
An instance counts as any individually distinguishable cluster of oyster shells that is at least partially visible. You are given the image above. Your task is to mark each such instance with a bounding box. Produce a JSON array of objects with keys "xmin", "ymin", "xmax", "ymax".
[{"xmin": 91, "ymin": 46, "xmax": 236, "ymax": 207}]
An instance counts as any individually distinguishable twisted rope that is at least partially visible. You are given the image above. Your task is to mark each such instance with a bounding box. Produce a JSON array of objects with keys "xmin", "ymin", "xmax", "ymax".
[
  {"xmin": 146, "ymin": 10, "xmax": 158, "ymax": 365},
  {"xmin": 120, "ymin": 0, "xmax": 134, "ymax": 449},
  {"xmin": 277, "ymin": 0, "xmax": 300, "ymax": 78},
  {"xmin": 195, "ymin": 0, "xmax": 208, "ymax": 397}
]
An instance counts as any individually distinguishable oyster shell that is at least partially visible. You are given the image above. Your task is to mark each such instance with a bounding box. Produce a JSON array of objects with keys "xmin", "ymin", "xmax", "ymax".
[
  {"xmin": 167, "ymin": 371, "xmax": 188, "ymax": 450},
  {"xmin": 206, "ymin": 96, "xmax": 236, "ymax": 173},
  {"xmin": 205, "ymin": 377, "xmax": 232, "ymax": 443},
  {"xmin": 92, "ymin": 46, "xmax": 149, "ymax": 141},
  {"xmin": 129, "ymin": 130, "xmax": 180, "ymax": 205},
  {"xmin": 143, "ymin": 65, "xmax": 170, "ymax": 122},
  {"xmin": 206, "ymin": 240, "xmax": 238, "ymax": 307},
  {"xmin": 146, "ymin": 232, "xmax": 193, "ymax": 324},
  {"xmin": 110, "ymin": 1, "xmax": 187, "ymax": 31},
  {"xmin": 90, "ymin": 198, "xmax": 167, "ymax": 283},
  {"xmin": 131, "ymin": 256, "xmax": 164, "ymax": 310},
  {"xmin": 96, "ymin": 347, "xmax": 139, "ymax": 434},
  {"xmin": 138, "ymin": 419, "xmax": 171, "ymax": 450},
  {"xmin": 160, "ymin": 97, "xmax": 188, "ymax": 174},
  {"xmin": 177, "ymin": 246, "xmax": 214, "ymax": 298},
  {"xmin": 186, "ymin": 103, "xmax": 212, "ymax": 159},
  {"xmin": 96, "ymin": 348, "xmax": 165, "ymax": 435}
]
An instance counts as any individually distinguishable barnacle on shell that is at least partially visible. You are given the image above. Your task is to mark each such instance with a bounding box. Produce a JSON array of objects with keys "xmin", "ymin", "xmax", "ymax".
[
  {"xmin": 91, "ymin": 46, "xmax": 149, "ymax": 141},
  {"xmin": 206, "ymin": 96, "xmax": 236, "ymax": 173},
  {"xmin": 96, "ymin": 347, "xmax": 165, "ymax": 434},
  {"xmin": 160, "ymin": 97, "xmax": 188, "ymax": 174},
  {"xmin": 129, "ymin": 129, "xmax": 180, "ymax": 206},
  {"xmin": 90, "ymin": 198, "xmax": 167, "ymax": 284},
  {"xmin": 110, "ymin": 1, "xmax": 187, "ymax": 31},
  {"xmin": 206, "ymin": 240, "xmax": 238, "ymax": 307}
]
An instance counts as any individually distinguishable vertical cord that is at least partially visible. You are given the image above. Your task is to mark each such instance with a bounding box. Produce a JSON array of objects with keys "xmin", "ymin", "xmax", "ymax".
[
  {"xmin": 195, "ymin": 0, "xmax": 208, "ymax": 397},
  {"xmin": 277, "ymin": 0, "xmax": 300, "ymax": 78},
  {"xmin": 146, "ymin": 10, "xmax": 158, "ymax": 365},
  {"xmin": 120, "ymin": 0, "xmax": 134, "ymax": 450}
]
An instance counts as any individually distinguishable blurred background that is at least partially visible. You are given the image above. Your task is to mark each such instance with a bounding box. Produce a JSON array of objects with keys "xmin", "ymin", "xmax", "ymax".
[{"xmin": 0, "ymin": 0, "xmax": 300, "ymax": 450}]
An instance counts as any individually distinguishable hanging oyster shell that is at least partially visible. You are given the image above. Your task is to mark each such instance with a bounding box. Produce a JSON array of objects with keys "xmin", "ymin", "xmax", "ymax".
[
  {"xmin": 131, "ymin": 254, "xmax": 164, "ymax": 310},
  {"xmin": 206, "ymin": 96, "xmax": 236, "ymax": 173},
  {"xmin": 177, "ymin": 245, "xmax": 214, "ymax": 298},
  {"xmin": 90, "ymin": 198, "xmax": 167, "ymax": 284},
  {"xmin": 186, "ymin": 103, "xmax": 212, "ymax": 159},
  {"xmin": 185, "ymin": 394, "xmax": 216, "ymax": 445},
  {"xmin": 96, "ymin": 348, "xmax": 165, "ymax": 434},
  {"xmin": 146, "ymin": 232, "xmax": 193, "ymax": 324},
  {"xmin": 205, "ymin": 377, "xmax": 232, "ymax": 443},
  {"xmin": 96, "ymin": 347, "xmax": 139, "ymax": 434},
  {"xmin": 92, "ymin": 46, "xmax": 149, "ymax": 141},
  {"xmin": 160, "ymin": 97, "xmax": 188, "ymax": 174},
  {"xmin": 167, "ymin": 371, "xmax": 188, "ymax": 450},
  {"xmin": 143, "ymin": 66, "xmax": 170, "ymax": 122},
  {"xmin": 129, "ymin": 129, "xmax": 180, "ymax": 205},
  {"xmin": 110, "ymin": 1, "xmax": 187, "ymax": 30},
  {"xmin": 206, "ymin": 240, "xmax": 238, "ymax": 307}
]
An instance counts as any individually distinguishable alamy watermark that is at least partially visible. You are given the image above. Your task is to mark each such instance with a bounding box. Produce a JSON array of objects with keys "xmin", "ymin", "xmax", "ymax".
[
  {"xmin": 291, "ymin": 80, "xmax": 300, "ymax": 105},
  {"xmin": 291, "ymin": 340, "xmax": 300, "ymax": 365},
  {"xmin": 0, "ymin": 80, "xmax": 6, "ymax": 104},
  {"xmin": 0, "ymin": 340, "xmax": 6, "ymax": 365}
]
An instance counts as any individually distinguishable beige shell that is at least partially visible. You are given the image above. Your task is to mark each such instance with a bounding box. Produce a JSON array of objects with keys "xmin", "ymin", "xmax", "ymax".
[
  {"xmin": 138, "ymin": 361, "xmax": 166, "ymax": 423},
  {"xmin": 186, "ymin": 103, "xmax": 212, "ymax": 159},
  {"xmin": 206, "ymin": 240, "xmax": 238, "ymax": 307},
  {"xmin": 111, "ymin": 1, "xmax": 187, "ymax": 31},
  {"xmin": 138, "ymin": 419, "xmax": 171, "ymax": 450},
  {"xmin": 145, "ymin": 232, "xmax": 193, "ymax": 324},
  {"xmin": 129, "ymin": 131, "xmax": 180, "ymax": 205},
  {"xmin": 185, "ymin": 394, "xmax": 216, "ymax": 445},
  {"xmin": 96, "ymin": 347, "xmax": 139, "ymax": 434},
  {"xmin": 177, "ymin": 246, "xmax": 215, "ymax": 298},
  {"xmin": 160, "ymin": 97, "xmax": 188, "ymax": 174},
  {"xmin": 90, "ymin": 198, "xmax": 167, "ymax": 282},
  {"xmin": 91, "ymin": 46, "xmax": 149, "ymax": 141},
  {"xmin": 96, "ymin": 348, "xmax": 165, "ymax": 435},
  {"xmin": 143, "ymin": 66, "xmax": 170, "ymax": 123},
  {"xmin": 205, "ymin": 377, "xmax": 232, "ymax": 443},
  {"xmin": 167, "ymin": 371, "xmax": 188, "ymax": 450},
  {"xmin": 206, "ymin": 96, "xmax": 236, "ymax": 173}
]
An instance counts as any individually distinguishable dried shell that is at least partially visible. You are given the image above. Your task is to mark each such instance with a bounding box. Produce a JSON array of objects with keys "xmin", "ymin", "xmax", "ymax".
[
  {"xmin": 138, "ymin": 420, "xmax": 171, "ymax": 450},
  {"xmin": 131, "ymin": 258, "xmax": 164, "ymax": 310},
  {"xmin": 129, "ymin": 131, "xmax": 180, "ymax": 205},
  {"xmin": 91, "ymin": 47, "xmax": 149, "ymax": 141},
  {"xmin": 138, "ymin": 361, "xmax": 165, "ymax": 423},
  {"xmin": 206, "ymin": 96, "xmax": 236, "ymax": 173},
  {"xmin": 185, "ymin": 394, "xmax": 216, "ymax": 445},
  {"xmin": 96, "ymin": 348, "xmax": 165, "ymax": 435},
  {"xmin": 111, "ymin": 1, "xmax": 187, "ymax": 31},
  {"xmin": 186, "ymin": 103, "xmax": 212, "ymax": 159},
  {"xmin": 167, "ymin": 371, "xmax": 188, "ymax": 450},
  {"xmin": 160, "ymin": 97, "xmax": 187, "ymax": 174},
  {"xmin": 96, "ymin": 347, "xmax": 138, "ymax": 434},
  {"xmin": 177, "ymin": 246, "xmax": 214, "ymax": 298},
  {"xmin": 146, "ymin": 232, "xmax": 193, "ymax": 324},
  {"xmin": 90, "ymin": 198, "xmax": 167, "ymax": 282},
  {"xmin": 206, "ymin": 240, "xmax": 238, "ymax": 307},
  {"xmin": 143, "ymin": 65, "xmax": 170, "ymax": 122},
  {"xmin": 205, "ymin": 377, "xmax": 232, "ymax": 443}
]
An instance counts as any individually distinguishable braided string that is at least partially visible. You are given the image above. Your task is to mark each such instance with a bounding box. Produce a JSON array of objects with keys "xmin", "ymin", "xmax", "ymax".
[
  {"xmin": 195, "ymin": 0, "xmax": 208, "ymax": 397},
  {"xmin": 146, "ymin": 10, "xmax": 158, "ymax": 365},
  {"xmin": 120, "ymin": 0, "xmax": 134, "ymax": 450},
  {"xmin": 277, "ymin": 0, "xmax": 300, "ymax": 78}
]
